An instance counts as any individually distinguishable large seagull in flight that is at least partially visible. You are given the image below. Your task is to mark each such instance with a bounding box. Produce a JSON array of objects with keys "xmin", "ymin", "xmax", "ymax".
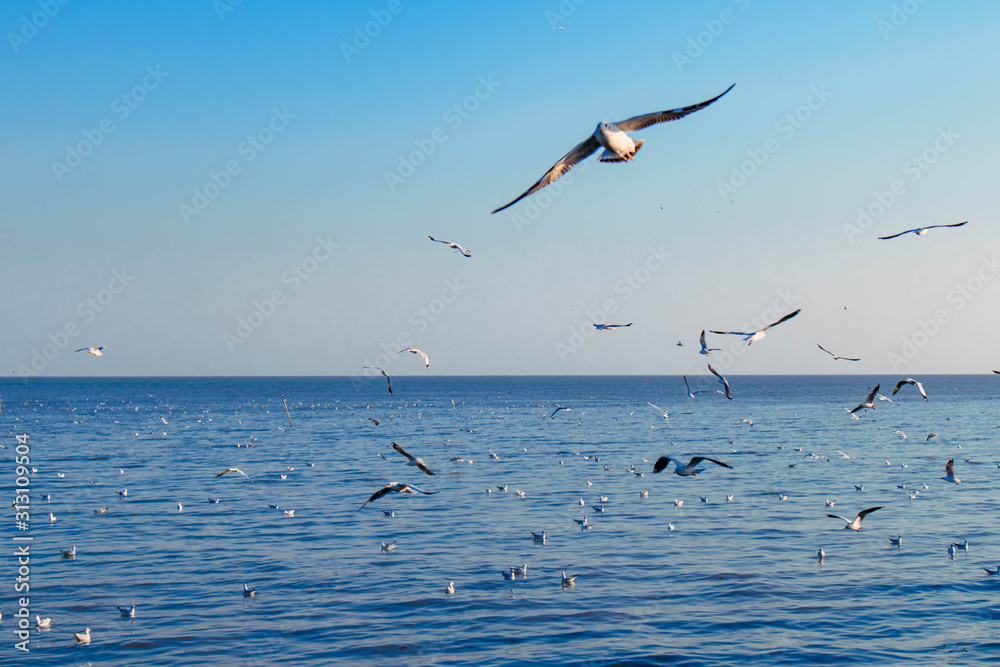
[{"xmin": 492, "ymin": 84, "xmax": 735, "ymax": 213}]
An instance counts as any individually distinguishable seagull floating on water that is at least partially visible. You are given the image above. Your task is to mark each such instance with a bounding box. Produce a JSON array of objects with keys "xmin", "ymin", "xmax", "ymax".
[
  {"xmin": 445, "ymin": 581, "xmax": 455, "ymax": 594},
  {"xmin": 561, "ymin": 572, "xmax": 578, "ymax": 586},
  {"xmin": 428, "ymin": 235, "xmax": 471, "ymax": 257},
  {"xmin": 381, "ymin": 540, "xmax": 396, "ymax": 553},
  {"xmin": 73, "ymin": 628, "xmax": 91, "ymax": 643},
  {"xmin": 889, "ymin": 535, "xmax": 902, "ymax": 547},
  {"xmin": 243, "ymin": 584, "xmax": 256, "ymax": 598},
  {"xmin": 828, "ymin": 506, "xmax": 883, "ymax": 531},
  {"xmin": 653, "ymin": 455, "xmax": 732, "ymax": 476},
  {"xmin": 711, "ymin": 309, "xmax": 801, "ymax": 345},
  {"xmin": 118, "ymin": 605, "xmax": 136, "ymax": 617},
  {"xmin": 491, "ymin": 84, "xmax": 734, "ymax": 213},
  {"xmin": 877, "ymin": 220, "xmax": 967, "ymax": 240},
  {"xmin": 392, "ymin": 442, "xmax": 435, "ymax": 475},
  {"xmin": 36, "ymin": 615, "xmax": 52, "ymax": 628}
]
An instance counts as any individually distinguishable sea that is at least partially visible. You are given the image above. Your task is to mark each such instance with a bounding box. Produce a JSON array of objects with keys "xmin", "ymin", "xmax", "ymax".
[{"xmin": 2, "ymin": 375, "xmax": 998, "ymax": 666}]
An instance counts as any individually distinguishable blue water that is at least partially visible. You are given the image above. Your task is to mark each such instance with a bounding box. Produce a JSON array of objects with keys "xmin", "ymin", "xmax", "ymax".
[{"xmin": 3, "ymin": 375, "xmax": 999, "ymax": 666}]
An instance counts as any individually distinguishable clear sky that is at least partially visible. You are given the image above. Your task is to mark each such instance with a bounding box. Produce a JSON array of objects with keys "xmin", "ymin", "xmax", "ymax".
[{"xmin": 3, "ymin": 0, "xmax": 999, "ymax": 378}]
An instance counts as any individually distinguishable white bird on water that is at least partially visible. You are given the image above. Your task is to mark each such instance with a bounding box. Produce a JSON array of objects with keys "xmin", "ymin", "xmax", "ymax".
[
  {"xmin": 36, "ymin": 615, "xmax": 52, "ymax": 628},
  {"xmin": 491, "ymin": 84, "xmax": 734, "ymax": 213},
  {"xmin": 445, "ymin": 581, "xmax": 455, "ymax": 594},
  {"xmin": 817, "ymin": 548, "xmax": 825, "ymax": 561},
  {"xmin": 60, "ymin": 546, "xmax": 76, "ymax": 558},
  {"xmin": 711, "ymin": 309, "xmax": 801, "ymax": 346},
  {"xmin": 73, "ymin": 628, "xmax": 91, "ymax": 643},
  {"xmin": 428, "ymin": 235, "xmax": 471, "ymax": 257},
  {"xmin": 828, "ymin": 506, "xmax": 883, "ymax": 532},
  {"xmin": 889, "ymin": 535, "xmax": 902, "ymax": 547},
  {"xmin": 561, "ymin": 572, "xmax": 579, "ymax": 586},
  {"xmin": 243, "ymin": 584, "xmax": 256, "ymax": 598},
  {"xmin": 381, "ymin": 541, "xmax": 396, "ymax": 553},
  {"xmin": 118, "ymin": 605, "xmax": 136, "ymax": 617}
]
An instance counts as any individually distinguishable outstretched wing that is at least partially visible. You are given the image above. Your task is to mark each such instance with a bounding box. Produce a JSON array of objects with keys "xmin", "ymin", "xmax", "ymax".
[
  {"xmin": 709, "ymin": 329, "xmax": 751, "ymax": 337},
  {"xmin": 614, "ymin": 84, "xmax": 735, "ymax": 133},
  {"xmin": 877, "ymin": 228, "xmax": 916, "ymax": 240},
  {"xmin": 925, "ymin": 220, "xmax": 968, "ymax": 231},
  {"xmin": 761, "ymin": 309, "xmax": 801, "ymax": 332},
  {"xmin": 689, "ymin": 456, "xmax": 732, "ymax": 469},
  {"xmin": 864, "ymin": 384, "xmax": 880, "ymax": 404},
  {"xmin": 707, "ymin": 364, "xmax": 732, "ymax": 400},
  {"xmin": 827, "ymin": 514, "xmax": 850, "ymax": 523},
  {"xmin": 652, "ymin": 456, "xmax": 672, "ymax": 473},
  {"xmin": 891, "ymin": 380, "xmax": 907, "ymax": 396},
  {"xmin": 391, "ymin": 442, "xmax": 414, "ymax": 462},
  {"xmin": 356, "ymin": 486, "xmax": 393, "ymax": 512},
  {"xmin": 857, "ymin": 506, "xmax": 884, "ymax": 521},
  {"xmin": 492, "ymin": 135, "xmax": 601, "ymax": 213},
  {"xmin": 399, "ymin": 483, "xmax": 435, "ymax": 495}
]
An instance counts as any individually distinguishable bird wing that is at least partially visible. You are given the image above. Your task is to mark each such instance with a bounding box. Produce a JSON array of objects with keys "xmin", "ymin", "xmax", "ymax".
[
  {"xmin": 689, "ymin": 456, "xmax": 732, "ymax": 469},
  {"xmin": 817, "ymin": 344, "xmax": 835, "ymax": 357},
  {"xmin": 415, "ymin": 350, "xmax": 430, "ymax": 367},
  {"xmin": 646, "ymin": 402, "xmax": 667, "ymax": 417},
  {"xmin": 455, "ymin": 245, "xmax": 471, "ymax": 257},
  {"xmin": 356, "ymin": 485, "xmax": 393, "ymax": 512},
  {"xmin": 699, "ymin": 330, "xmax": 708, "ymax": 350},
  {"xmin": 384, "ymin": 373, "xmax": 393, "ymax": 395},
  {"xmin": 914, "ymin": 380, "xmax": 927, "ymax": 400},
  {"xmin": 877, "ymin": 228, "xmax": 916, "ymax": 240},
  {"xmin": 925, "ymin": 220, "xmax": 968, "ymax": 231},
  {"xmin": 891, "ymin": 380, "xmax": 907, "ymax": 396},
  {"xmin": 857, "ymin": 506, "xmax": 884, "ymax": 521},
  {"xmin": 428, "ymin": 236, "xmax": 447, "ymax": 245},
  {"xmin": 652, "ymin": 456, "xmax": 672, "ymax": 473},
  {"xmin": 391, "ymin": 442, "xmax": 414, "ymax": 462},
  {"xmin": 709, "ymin": 329, "xmax": 751, "ymax": 336},
  {"xmin": 761, "ymin": 309, "xmax": 801, "ymax": 332},
  {"xmin": 708, "ymin": 364, "xmax": 733, "ymax": 399},
  {"xmin": 864, "ymin": 384, "xmax": 880, "ymax": 404},
  {"xmin": 945, "ymin": 458, "xmax": 955, "ymax": 476},
  {"xmin": 683, "ymin": 376, "xmax": 693, "ymax": 397},
  {"xmin": 827, "ymin": 514, "xmax": 850, "ymax": 523},
  {"xmin": 841, "ymin": 356, "xmax": 861, "ymax": 361},
  {"xmin": 614, "ymin": 84, "xmax": 735, "ymax": 133},
  {"xmin": 399, "ymin": 483, "xmax": 435, "ymax": 495},
  {"xmin": 492, "ymin": 135, "xmax": 601, "ymax": 213}
]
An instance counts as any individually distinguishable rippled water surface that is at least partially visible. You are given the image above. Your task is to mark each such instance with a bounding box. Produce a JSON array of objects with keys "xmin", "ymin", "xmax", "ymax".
[{"xmin": 3, "ymin": 375, "xmax": 999, "ymax": 666}]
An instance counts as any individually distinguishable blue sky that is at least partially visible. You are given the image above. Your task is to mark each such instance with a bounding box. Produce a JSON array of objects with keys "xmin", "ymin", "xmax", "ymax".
[{"xmin": 3, "ymin": 0, "xmax": 999, "ymax": 378}]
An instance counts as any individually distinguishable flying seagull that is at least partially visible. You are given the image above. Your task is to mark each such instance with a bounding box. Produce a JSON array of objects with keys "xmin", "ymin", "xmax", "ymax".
[
  {"xmin": 216, "ymin": 467, "xmax": 254, "ymax": 483},
  {"xmin": 711, "ymin": 309, "xmax": 801, "ymax": 345},
  {"xmin": 877, "ymin": 220, "xmax": 967, "ymax": 240},
  {"xmin": 707, "ymin": 364, "xmax": 732, "ymax": 400},
  {"xmin": 850, "ymin": 385, "xmax": 880, "ymax": 414},
  {"xmin": 550, "ymin": 406, "xmax": 574, "ymax": 418},
  {"xmin": 817, "ymin": 344, "xmax": 860, "ymax": 361},
  {"xmin": 646, "ymin": 402, "xmax": 669, "ymax": 419},
  {"xmin": 362, "ymin": 366, "xmax": 393, "ymax": 396},
  {"xmin": 942, "ymin": 458, "xmax": 961, "ymax": 484},
  {"xmin": 428, "ymin": 235, "xmax": 471, "ymax": 257},
  {"xmin": 827, "ymin": 506, "xmax": 883, "ymax": 531},
  {"xmin": 356, "ymin": 482, "xmax": 436, "ymax": 512},
  {"xmin": 652, "ymin": 455, "xmax": 732, "ymax": 476},
  {"xmin": 891, "ymin": 378, "xmax": 927, "ymax": 400},
  {"xmin": 397, "ymin": 347, "xmax": 430, "ymax": 368},
  {"xmin": 699, "ymin": 330, "xmax": 720, "ymax": 356},
  {"xmin": 391, "ymin": 442, "xmax": 435, "ymax": 475},
  {"xmin": 594, "ymin": 323, "xmax": 632, "ymax": 331},
  {"xmin": 492, "ymin": 84, "xmax": 735, "ymax": 213},
  {"xmin": 76, "ymin": 347, "xmax": 104, "ymax": 356}
]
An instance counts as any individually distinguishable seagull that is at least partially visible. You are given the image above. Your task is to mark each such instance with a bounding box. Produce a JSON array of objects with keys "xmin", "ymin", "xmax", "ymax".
[
  {"xmin": 381, "ymin": 540, "xmax": 396, "ymax": 553},
  {"xmin": 892, "ymin": 378, "xmax": 927, "ymax": 400},
  {"xmin": 532, "ymin": 531, "xmax": 546, "ymax": 544},
  {"xmin": 726, "ymin": 495, "xmax": 734, "ymax": 502},
  {"xmin": 889, "ymin": 535, "xmax": 902, "ymax": 547},
  {"xmin": 118, "ymin": 489, "xmax": 127, "ymax": 498},
  {"xmin": 710, "ymin": 309, "xmax": 801, "ymax": 345},
  {"xmin": 48, "ymin": 512, "xmax": 57, "ymax": 522},
  {"xmin": 828, "ymin": 506, "xmax": 883, "ymax": 531},
  {"xmin": 511, "ymin": 564, "xmax": 528, "ymax": 577},
  {"xmin": 850, "ymin": 385, "xmax": 880, "ymax": 414},
  {"xmin": 216, "ymin": 467, "xmax": 253, "ymax": 483},
  {"xmin": 75, "ymin": 347, "xmax": 104, "ymax": 356},
  {"xmin": 445, "ymin": 581, "xmax": 455, "ymax": 594},
  {"xmin": 855, "ymin": 485, "xmax": 864, "ymax": 491},
  {"xmin": 243, "ymin": 584, "xmax": 256, "ymax": 598},
  {"xmin": 501, "ymin": 569, "xmax": 515, "ymax": 580},
  {"xmin": 561, "ymin": 572, "xmax": 578, "ymax": 586},
  {"xmin": 550, "ymin": 406, "xmax": 574, "ymax": 418},
  {"xmin": 835, "ymin": 451, "xmax": 851, "ymax": 459},
  {"xmin": 736, "ymin": 418, "xmax": 753, "ymax": 426},
  {"xmin": 942, "ymin": 458, "xmax": 961, "ymax": 484},
  {"xmin": 382, "ymin": 509, "xmax": 395, "ymax": 517},
  {"xmin": 646, "ymin": 402, "xmax": 669, "ymax": 419},
  {"xmin": 362, "ymin": 366, "xmax": 393, "ymax": 396},
  {"xmin": 673, "ymin": 499, "xmax": 684, "ymax": 507},
  {"xmin": 926, "ymin": 433, "xmax": 938, "ymax": 441},
  {"xmin": 491, "ymin": 84, "xmax": 734, "ymax": 213},
  {"xmin": 952, "ymin": 540, "xmax": 969, "ymax": 552},
  {"xmin": 356, "ymin": 482, "xmax": 436, "ymax": 512},
  {"xmin": 892, "ymin": 430, "xmax": 907, "ymax": 440},
  {"xmin": 397, "ymin": 347, "xmax": 430, "ymax": 368},
  {"xmin": 698, "ymin": 330, "xmax": 721, "ymax": 356},
  {"xmin": 948, "ymin": 544, "xmax": 957, "ymax": 558},
  {"xmin": 283, "ymin": 509, "xmax": 295, "ymax": 517},
  {"xmin": 826, "ymin": 500, "xmax": 836, "ymax": 507},
  {"xmin": 36, "ymin": 615, "xmax": 52, "ymax": 628},
  {"xmin": 707, "ymin": 364, "xmax": 732, "ymax": 400},
  {"xmin": 653, "ymin": 455, "xmax": 732, "ymax": 476},
  {"xmin": 118, "ymin": 605, "xmax": 136, "ymax": 617},
  {"xmin": 73, "ymin": 628, "xmax": 91, "ymax": 643},
  {"xmin": 208, "ymin": 497, "xmax": 221, "ymax": 503},
  {"xmin": 593, "ymin": 323, "xmax": 632, "ymax": 331},
  {"xmin": 392, "ymin": 442, "xmax": 435, "ymax": 475},
  {"xmin": 877, "ymin": 220, "xmax": 968, "ymax": 240},
  {"xmin": 428, "ymin": 235, "xmax": 471, "ymax": 257},
  {"xmin": 817, "ymin": 344, "xmax": 860, "ymax": 361},
  {"xmin": 818, "ymin": 548, "xmax": 825, "ymax": 561},
  {"xmin": 94, "ymin": 507, "xmax": 108, "ymax": 514},
  {"xmin": 984, "ymin": 566, "xmax": 1000, "ymax": 575},
  {"xmin": 177, "ymin": 504, "xmax": 183, "ymax": 512}
]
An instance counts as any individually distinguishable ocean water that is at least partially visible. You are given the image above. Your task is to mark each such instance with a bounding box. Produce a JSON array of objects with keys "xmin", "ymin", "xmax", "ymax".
[{"xmin": 2, "ymin": 375, "xmax": 999, "ymax": 666}]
